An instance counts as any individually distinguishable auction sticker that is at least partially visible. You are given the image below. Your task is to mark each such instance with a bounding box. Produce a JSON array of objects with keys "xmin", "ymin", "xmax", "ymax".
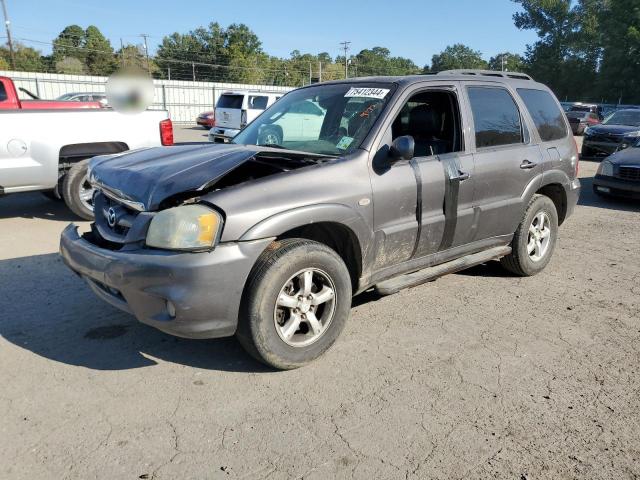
[
  {"xmin": 336, "ymin": 136, "xmax": 354, "ymax": 150},
  {"xmin": 344, "ymin": 87, "xmax": 390, "ymax": 99}
]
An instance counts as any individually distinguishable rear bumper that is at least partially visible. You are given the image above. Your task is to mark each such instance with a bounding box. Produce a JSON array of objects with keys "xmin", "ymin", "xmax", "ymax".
[
  {"xmin": 593, "ymin": 174, "xmax": 640, "ymax": 199},
  {"xmin": 566, "ymin": 177, "xmax": 581, "ymax": 219},
  {"xmin": 196, "ymin": 118, "xmax": 215, "ymax": 127},
  {"xmin": 581, "ymin": 137, "xmax": 626, "ymax": 159},
  {"xmin": 208, "ymin": 127, "xmax": 240, "ymax": 143},
  {"xmin": 60, "ymin": 224, "xmax": 273, "ymax": 339}
]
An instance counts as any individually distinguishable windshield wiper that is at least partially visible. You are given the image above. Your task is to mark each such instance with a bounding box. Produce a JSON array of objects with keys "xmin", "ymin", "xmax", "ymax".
[{"xmin": 260, "ymin": 143, "xmax": 288, "ymax": 150}]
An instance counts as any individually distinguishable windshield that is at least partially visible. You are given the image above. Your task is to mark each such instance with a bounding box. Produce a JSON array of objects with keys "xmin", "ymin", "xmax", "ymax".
[
  {"xmin": 233, "ymin": 83, "xmax": 396, "ymax": 156},
  {"xmin": 603, "ymin": 110, "xmax": 640, "ymax": 127}
]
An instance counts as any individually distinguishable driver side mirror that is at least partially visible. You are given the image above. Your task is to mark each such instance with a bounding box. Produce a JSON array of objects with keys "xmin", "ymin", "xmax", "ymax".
[{"xmin": 389, "ymin": 136, "xmax": 415, "ymax": 162}]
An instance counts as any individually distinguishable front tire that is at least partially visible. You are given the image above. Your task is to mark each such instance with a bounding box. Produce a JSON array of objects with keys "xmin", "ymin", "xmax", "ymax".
[
  {"xmin": 501, "ymin": 194, "xmax": 558, "ymax": 276},
  {"xmin": 237, "ymin": 239, "xmax": 352, "ymax": 370},
  {"xmin": 62, "ymin": 159, "xmax": 95, "ymax": 220}
]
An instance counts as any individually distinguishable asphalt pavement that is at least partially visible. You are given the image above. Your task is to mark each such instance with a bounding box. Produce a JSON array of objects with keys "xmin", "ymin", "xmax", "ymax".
[{"xmin": 1, "ymin": 133, "xmax": 639, "ymax": 479}]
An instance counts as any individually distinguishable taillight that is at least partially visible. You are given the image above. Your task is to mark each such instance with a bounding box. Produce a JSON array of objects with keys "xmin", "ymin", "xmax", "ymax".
[
  {"xmin": 240, "ymin": 110, "xmax": 247, "ymax": 128},
  {"xmin": 160, "ymin": 118, "xmax": 174, "ymax": 146}
]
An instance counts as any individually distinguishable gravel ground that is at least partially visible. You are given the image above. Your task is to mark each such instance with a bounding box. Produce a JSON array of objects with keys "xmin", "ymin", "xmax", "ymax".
[{"xmin": 0, "ymin": 135, "xmax": 639, "ymax": 479}]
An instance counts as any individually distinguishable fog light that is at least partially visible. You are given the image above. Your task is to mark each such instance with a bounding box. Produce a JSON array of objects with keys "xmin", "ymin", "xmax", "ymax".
[{"xmin": 166, "ymin": 301, "xmax": 176, "ymax": 318}]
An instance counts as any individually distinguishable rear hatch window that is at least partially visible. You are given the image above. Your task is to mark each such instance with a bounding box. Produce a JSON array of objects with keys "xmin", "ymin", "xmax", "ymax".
[{"xmin": 217, "ymin": 94, "xmax": 244, "ymax": 109}]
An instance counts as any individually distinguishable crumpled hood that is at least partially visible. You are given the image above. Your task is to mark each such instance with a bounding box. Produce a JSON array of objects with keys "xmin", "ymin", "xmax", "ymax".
[
  {"xmin": 89, "ymin": 144, "xmax": 260, "ymax": 210},
  {"xmin": 607, "ymin": 146, "xmax": 640, "ymax": 165}
]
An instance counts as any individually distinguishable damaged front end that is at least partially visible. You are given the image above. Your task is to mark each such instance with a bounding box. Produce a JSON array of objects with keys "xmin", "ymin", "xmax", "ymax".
[{"xmin": 86, "ymin": 143, "xmax": 333, "ymax": 251}]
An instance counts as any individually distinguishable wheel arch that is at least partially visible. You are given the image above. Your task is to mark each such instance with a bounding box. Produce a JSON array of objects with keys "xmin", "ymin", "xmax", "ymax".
[
  {"xmin": 239, "ymin": 204, "xmax": 372, "ymax": 291},
  {"xmin": 59, "ymin": 142, "xmax": 129, "ymax": 165}
]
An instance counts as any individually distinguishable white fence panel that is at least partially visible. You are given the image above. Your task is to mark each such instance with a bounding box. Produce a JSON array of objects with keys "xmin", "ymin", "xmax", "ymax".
[{"xmin": 0, "ymin": 70, "xmax": 294, "ymax": 123}]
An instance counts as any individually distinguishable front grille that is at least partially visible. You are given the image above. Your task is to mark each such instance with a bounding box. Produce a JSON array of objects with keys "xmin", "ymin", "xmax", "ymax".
[
  {"xmin": 91, "ymin": 192, "xmax": 152, "ymax": 248},
  {"xmin": 618, "ymin": 166, "xmax": 640, "ymax": 182}
]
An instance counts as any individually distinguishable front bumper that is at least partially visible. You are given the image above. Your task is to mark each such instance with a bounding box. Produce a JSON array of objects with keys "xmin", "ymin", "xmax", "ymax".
[
  {"xmin": 208, "ymin": 127, "xmax": 240, "ymax": 143},
  {"xmin": 60, "ymin": 224, "xmax": 273, "ymax": 339},
  {"xmin": 593, "ymin": 174, "xmax": 640, "ymax": 199}
]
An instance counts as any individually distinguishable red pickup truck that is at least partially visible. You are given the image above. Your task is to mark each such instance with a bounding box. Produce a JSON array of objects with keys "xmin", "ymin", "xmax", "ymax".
[{"xmin": 0, "ymin": 76, "xmax": 102, "ymax": 110}]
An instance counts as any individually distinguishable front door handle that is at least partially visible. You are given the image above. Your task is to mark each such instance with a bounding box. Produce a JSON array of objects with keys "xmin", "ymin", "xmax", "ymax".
[{"xmin": 520, "ymin": 160, "xmax": 537, "ymax": 169}]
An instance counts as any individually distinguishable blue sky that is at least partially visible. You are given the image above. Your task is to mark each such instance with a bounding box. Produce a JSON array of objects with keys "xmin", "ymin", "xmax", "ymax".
[{"xmin": 4, "ymin": 0, "xmax": 537, "ymax": 66}]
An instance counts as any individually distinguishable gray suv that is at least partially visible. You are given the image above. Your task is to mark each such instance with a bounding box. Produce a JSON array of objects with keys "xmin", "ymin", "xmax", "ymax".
[{"xmin": 60, "ymin": 70, "xmax": 581, "ymax": 369}]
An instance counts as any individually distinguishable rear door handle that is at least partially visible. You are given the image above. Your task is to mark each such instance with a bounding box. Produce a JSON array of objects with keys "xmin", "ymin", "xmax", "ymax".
[
  {"xmin": 520, "ymin": 160, "xmax": 537, "ymax": 169},
  {"xmin": 453, "ymin": 170, "xmax": 470, "ymax": 181}
]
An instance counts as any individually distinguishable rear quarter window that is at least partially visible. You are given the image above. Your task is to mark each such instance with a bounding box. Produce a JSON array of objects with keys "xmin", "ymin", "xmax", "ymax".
[
  {"xmin": 467, "ymin": 86, "xmax": 524, "ymax": 148},
  {"xmin": 217, "ymin": 94, "xmax": 244, "ymax": 109},
  {"xmin": 517, "ymin": 88, "xmax": 568, "ymax": 142},
  {"xmin": 248, "ymin": 96, "xmax": 268, "ymax": 110}
]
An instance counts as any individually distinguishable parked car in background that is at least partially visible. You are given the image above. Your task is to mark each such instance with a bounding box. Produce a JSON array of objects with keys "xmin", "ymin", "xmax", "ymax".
[
  {"xmin": 568, "ymin": 103, "xmax": 603, "ymax": 118},
  {"xmin": 582, "ymin": 109, "xmax": 640, "ymax": 159},
  {"xmin": 208, "ymin": 91, "xmax": 282, "ymax": 142},
  {"xmin": 0, "ymin": 76, "xmax": 103, "ymax": 110},
  {"xmin": 196, "ymin": 110, "xmax": 215, "ymax": 128},
  {"xmin": 566, "ymin": 110, "xmax": 601, "ymax": 135},
  {"xmin": 61, "ymin": 71, "xmax": 580, "ymax": 369},
  {"xmin": 0, "ymin": 108, "xmax": 172, "ymax": 219},
  {"xmin": 593, "ymin": 140, "xmax": 640, "ymax": 199},
  {"xmin": 57, "ymin": 92, "xmax": 108, "ymax": 106}
]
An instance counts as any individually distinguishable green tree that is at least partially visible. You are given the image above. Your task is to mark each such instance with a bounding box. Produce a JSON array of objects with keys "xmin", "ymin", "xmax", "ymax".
[
  {"xmin": 354, "ymin": 47, "xmax": 420, "ymax": 76},
  {"xmin": 488, "ymin": 52, "xmax": 525, "ymax": 72},
  {"xmin": 0, "ymin": 43, "xmax": 44, "ymax": 71},
  {"xmin": 511, "ymin": 0, "xmax": 602, "ymax": 100},
  {"xmin": 427, "ymin": 44, "xmax": 488, "ymax": 72},
  {"xmin": 597, "ymin": 0, "xmax": 640, "ymax": 103},
  {"xmin": 52, "ymin": 25, "xmax": 86, "ymax": 65},
  {"xmin": 0, "ymin": 55, "xmax": 8, "ymax": 70},
  {"xmin": 84, "ymin": 25, "xmax": 116, "ymax": 75},
  {"xmin": 55, "ymin": 56, "xmax": 86, "ymax": 74}
]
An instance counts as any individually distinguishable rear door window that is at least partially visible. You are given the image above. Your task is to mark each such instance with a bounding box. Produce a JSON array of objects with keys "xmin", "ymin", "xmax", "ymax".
[
  {"xmin": 248, "ymin": 96, "xmax": 268, "ymax": 110},
  {"xmin": 467, "ymin": 87, "xmax": 524, "ymax": 148},
  {"xmin": 517, "ymin": 88, "xmax": 568, "ymax": 142},
  {"xmin": 217, "ymin": 94, "xmax": 244, "ymax": 109},
  {"xmin": 0, "ymin": 82, "xmax": 7, "ymax": 102}
]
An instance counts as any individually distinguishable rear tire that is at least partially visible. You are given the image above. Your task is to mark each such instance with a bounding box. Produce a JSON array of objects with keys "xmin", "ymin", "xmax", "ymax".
[
  {"xmin": 62, "ymin": 159, "xmax": 94, "ymax": 220},
  {"xmin": 236, "ymin": 239, "xmax": 352, "ymax": 370},
  {"xmin": 500, "ymin": 194, "xmax": 558, "ymax": 276}
]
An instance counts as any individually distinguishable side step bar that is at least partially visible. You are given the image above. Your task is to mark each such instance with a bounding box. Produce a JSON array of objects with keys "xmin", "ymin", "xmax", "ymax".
[{"xmin": 375, "ymin": 246, "xmax": 512, "ymax": 296}]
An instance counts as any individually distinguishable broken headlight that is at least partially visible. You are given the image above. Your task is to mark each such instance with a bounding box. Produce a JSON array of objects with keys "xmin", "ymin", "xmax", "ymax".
[{"xmin": 146, "ymin": 204, "xmax": 222, "ymax": 251}]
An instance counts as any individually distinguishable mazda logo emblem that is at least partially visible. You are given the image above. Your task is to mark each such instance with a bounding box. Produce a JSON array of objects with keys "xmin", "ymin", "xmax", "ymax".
[{"xmin": 107, "ymin": 207, "xmax": 117, "ymax": 228}]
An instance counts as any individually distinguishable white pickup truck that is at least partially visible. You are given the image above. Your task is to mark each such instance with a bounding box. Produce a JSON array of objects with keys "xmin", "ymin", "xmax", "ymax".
[{"xmin": 0, "ymin": 108, "xmax": 173, "ymax": 219}]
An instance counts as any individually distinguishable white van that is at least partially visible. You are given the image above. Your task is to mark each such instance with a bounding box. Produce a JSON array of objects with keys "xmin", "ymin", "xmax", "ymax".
[{"xmin": 208, "ymin": 91, "xmax": 282, "ymax": 142}]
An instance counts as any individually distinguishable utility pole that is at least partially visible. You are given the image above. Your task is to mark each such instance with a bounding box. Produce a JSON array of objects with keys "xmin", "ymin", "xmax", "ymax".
[
  {"xmin": 318, "ymin": 61, "xmax": 322, "ymax": 83},
  {"xmin": 0, "ymin": 0, "xmax": 15, "ymax": 70},
  {"xmin": 119, "ymin": 38, "xmax": 125, "ymax": 68},
  {"xmin": 192, "ymin": 62, "xmax": 196, "ymax": 81},
  {"xmin": 340, "ymin": 41, "xmax": 351, "ymax": 79},
  {"xmin": 140, "ymin": 33, "xmax": 150, "ymax": 73}
]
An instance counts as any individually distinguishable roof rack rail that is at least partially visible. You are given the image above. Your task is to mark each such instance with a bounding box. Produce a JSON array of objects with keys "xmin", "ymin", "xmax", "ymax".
[{"xmin": 437, "ymin": 69, "xmax": 533, "ymax": 81}]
